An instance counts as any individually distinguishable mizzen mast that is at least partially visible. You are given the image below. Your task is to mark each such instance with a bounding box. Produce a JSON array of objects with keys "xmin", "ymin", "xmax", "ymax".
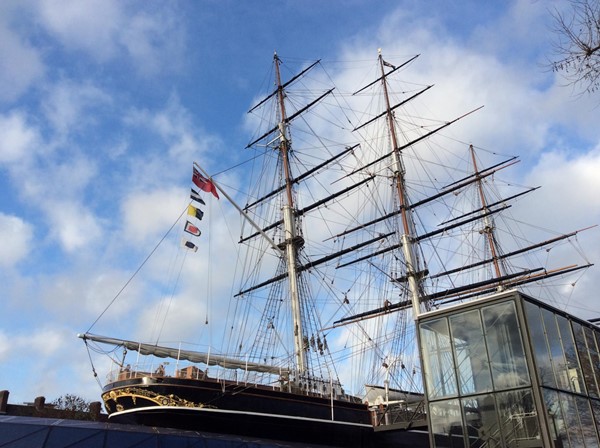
[{"xmin": 470, "ymin": 144, "xmax": 504, "ymax": 283}]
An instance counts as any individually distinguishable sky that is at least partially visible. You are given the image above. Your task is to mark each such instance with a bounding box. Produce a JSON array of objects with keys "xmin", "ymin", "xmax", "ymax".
[{"xmin": 1, "ymin": 0, "xmax": 599, "ymax": 406}]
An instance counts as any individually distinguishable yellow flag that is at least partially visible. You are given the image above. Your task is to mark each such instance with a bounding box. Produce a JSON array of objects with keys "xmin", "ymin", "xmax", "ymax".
[{"xmin": 187, "ymin": 204, "xmax": 204, "ymax": 220}]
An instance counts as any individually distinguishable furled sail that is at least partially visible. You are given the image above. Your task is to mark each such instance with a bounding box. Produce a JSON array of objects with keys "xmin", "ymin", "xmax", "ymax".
[{"xmin": 78, "ymin": 333, "xmax": 290, "ymax": 375}]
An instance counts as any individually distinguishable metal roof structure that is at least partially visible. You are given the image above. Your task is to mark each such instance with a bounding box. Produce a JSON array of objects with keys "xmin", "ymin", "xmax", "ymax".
[{"xmin": 0, "ymin": 415, "xmax": 323, "ymax": 448}]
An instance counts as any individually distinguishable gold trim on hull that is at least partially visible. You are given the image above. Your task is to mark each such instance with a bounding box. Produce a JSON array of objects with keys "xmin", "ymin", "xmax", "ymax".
[{"xmin": 102, "ymin": 387, "xmax": 213, "ymax": 413}]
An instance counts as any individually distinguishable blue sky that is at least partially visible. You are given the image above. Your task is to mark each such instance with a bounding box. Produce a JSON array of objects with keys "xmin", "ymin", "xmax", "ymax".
[{"xmin": 1, "ymin": 0, "xmax": 599, "ymax": 405}]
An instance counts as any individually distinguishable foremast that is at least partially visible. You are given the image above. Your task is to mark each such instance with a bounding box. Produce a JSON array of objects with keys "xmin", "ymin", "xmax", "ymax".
[{"xmin": 273, "ymin": 52, "xmax": 308, "ymax": 374}]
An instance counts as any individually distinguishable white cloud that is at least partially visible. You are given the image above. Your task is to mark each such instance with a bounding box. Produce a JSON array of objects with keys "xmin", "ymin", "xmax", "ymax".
[
  {"xmin": 0, "ymin": 111, "xmax": 40, "ymax": 164},
  {"xmin": 41, "ymin": 80, "xmax": 112, "ymax": 138},
  {"xmin": 36, "ymin": 0, "xmax": 185, "ymax": 75},
  {"xmin": 525, "ymin": 145, "xmax": 600, "ymax": 228},
  {"xmin": 0, "ymin": 20, "xmax": 45, "ymax": 103},
  {"xmin": 57, "ymin": 154, "xmax": 98, "ymax": 195},
  {"xmin": 24, "ymin": 328, "xmax": 65, "ymax": 357},
  {"xmin": 1, "ymin": 326, "xmax": 103, "ymax": 403},
  {"xmin": 0, "ymin": 327, "xmax": 65, "ymax": 373},
  {"xmin": 119, "ymin": 10, "xmax": 185, "ymax": 76},
  {"xmin": 0, "ymin": 330, "xmax": 10, "ymax": 363},
  {"xmin": 37, "ymin": 268, "xmax": 144, "ymax": 324},
  {"xmin": 44, "ymin": 199, "xmax": 102, "ymax": 252},
  {"xmin": 0, "ymin": 213, "xmax": 34, "ymax": 267},
  {"xmin": 37, "ymin": 0, "xmax": 122, "ymax": 62},
  {"xmin": 121, "ymin": 187, "xmax": 187, "ymax": 244},
  {"xmin": 125, "ymin": 95, "xmax": 223, "ymax": 164},
  {"xmin": 107, "ymin": 139, "xmax": 129, "ymax": 160},
  {"xmin": 1, "ymin": 136, "xmax": 101, "ymax": 253}
]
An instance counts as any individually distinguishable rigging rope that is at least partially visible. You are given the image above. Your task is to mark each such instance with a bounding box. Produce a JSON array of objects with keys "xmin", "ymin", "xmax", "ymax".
[
  {"xmin": 83, "ymin": 339, "xmax": 103, "ymax": 390},
  {"xmin": 85, "ymin": 206, "xmax": 188, "ymax": 333},
  {"xmin": 153, "ymin": 246, "xmax": 188, "ymax": 345}
]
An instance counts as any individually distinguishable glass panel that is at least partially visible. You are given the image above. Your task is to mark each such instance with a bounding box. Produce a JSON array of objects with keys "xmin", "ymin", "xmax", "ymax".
[
  {"xmin": 450, "ymin": 310, "xmax": 493, "ymax": 395},
  {"xmin": 591, "ymin": 399, "xmax": 600, "ymax": 441},
  {"xmin": 45, "ymin": 428, "xmax": 104, "ymax": 448},
  {"xmin": 575, "ymin": 396, "xmax": 599, "ymax": 447},
  {"xmin": 542, "ymin": 308, "xmax": 565, "ymax": 389},
  {"xmin": 559, "ymin": 392, "xmax": 585, "ymax": 447},
  {"xmin": 482, "ymin": 301, "xmax": 530, "ymax": 390},
  {"xmin": 420, "ymin": 317, "xmax": 459, "ymax": 399},
  {"xmin": 461, "ymin": 394, "xmax": 502, "ymax": 448},
  {"xmin": 574, "ymin": 323, "xmax": 599, "ymax": 398},
  {"xmin": 592, "ymin": 329, "xmax": 600, "ymax": 398},
  {"xmin": 556, "ymin": 315, "xmax": 584, "ymax": 394},
  {"xmin": 543, "ymin": 388, "xmax": 568, "ymax": 447},
  {"xmin": 0, "ymin": 423, "xmax": 49, "ymax": 448},
  {"xmin": 524, "ymin": 301, "xmax": 557, "ymax": 388},
  {"xmin": 429, "ymin": 399, "xmax": 464, "ymax": 448},
  {"xmin": 497, "ymin": 388, "xmax": 540, "ymax": 446}
]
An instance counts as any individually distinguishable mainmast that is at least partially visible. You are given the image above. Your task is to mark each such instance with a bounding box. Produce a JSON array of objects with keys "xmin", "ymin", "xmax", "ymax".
[
  {"xmin": 378, "ymin": 50, "xmax": 424, "ymax": 317},
  {"xmin": 273, "ymin": 52, "xmax": 307, "ymax": 374}
]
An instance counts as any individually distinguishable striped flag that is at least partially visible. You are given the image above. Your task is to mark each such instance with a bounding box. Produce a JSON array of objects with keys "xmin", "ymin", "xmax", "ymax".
[{"xmin": 190, "ymin": 189, "xmax": 206, "ymax": 205}]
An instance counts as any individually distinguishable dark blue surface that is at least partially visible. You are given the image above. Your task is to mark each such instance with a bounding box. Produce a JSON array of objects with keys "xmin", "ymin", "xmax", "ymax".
[{"xmin": 0, "ymin": 415, "xmax": 329, "ymax": 447}]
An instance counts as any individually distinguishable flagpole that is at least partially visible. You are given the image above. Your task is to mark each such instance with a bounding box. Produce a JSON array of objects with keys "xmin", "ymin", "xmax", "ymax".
[{"xmin": 192, "ymin": 162, "xmax": 284, "ymax": 256}]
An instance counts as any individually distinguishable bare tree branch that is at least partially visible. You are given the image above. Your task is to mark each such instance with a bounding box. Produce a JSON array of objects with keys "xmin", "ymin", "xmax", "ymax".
[{"xmin": 549, "ymin": 0, "xmax": 600, "ymax": 94}]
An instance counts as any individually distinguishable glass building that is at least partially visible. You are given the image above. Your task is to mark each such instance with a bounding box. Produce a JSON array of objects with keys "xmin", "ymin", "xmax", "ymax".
[{"xmin": 419, "ymin": 290, "xmax": 600, "ymax": 447}]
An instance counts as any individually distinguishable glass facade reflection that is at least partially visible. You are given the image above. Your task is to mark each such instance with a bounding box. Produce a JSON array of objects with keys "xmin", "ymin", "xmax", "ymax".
[
  {"xmin": 419, "ymin": 291, "xmax": 600, "ymax": 447},
  {"xmin": 525, "ymin": 299, "xmax": 600, "ymax": 447}
]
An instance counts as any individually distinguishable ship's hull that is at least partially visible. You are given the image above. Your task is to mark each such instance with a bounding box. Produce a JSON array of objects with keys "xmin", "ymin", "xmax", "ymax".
[{"xmin": 102, "ymin": 375, "xmax": 374, "ymax": 446}]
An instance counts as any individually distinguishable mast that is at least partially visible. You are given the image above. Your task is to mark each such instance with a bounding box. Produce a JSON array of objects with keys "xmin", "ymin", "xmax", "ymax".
[
  {"xmin": 273, "ymin": 52, "xmax": 307, "ymax": 374},
  {"xmin": 378, "ymin": 49, "xmax": 424, "ymax": 317},
  {"xmin": 470, "ymin": 144, "xmax": 504, "ymax": 282}
]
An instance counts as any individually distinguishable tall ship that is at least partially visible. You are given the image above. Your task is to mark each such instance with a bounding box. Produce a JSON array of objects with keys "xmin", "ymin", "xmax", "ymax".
[{"xmin": 79, "ymin": 52, "xmax": 596, "ymax": 447}]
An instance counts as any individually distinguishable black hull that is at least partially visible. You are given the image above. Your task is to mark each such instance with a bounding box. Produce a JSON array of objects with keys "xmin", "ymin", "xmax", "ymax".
[{"xmin": 102, "ymin": 376, "xmax": 374, "ymax": 447}]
